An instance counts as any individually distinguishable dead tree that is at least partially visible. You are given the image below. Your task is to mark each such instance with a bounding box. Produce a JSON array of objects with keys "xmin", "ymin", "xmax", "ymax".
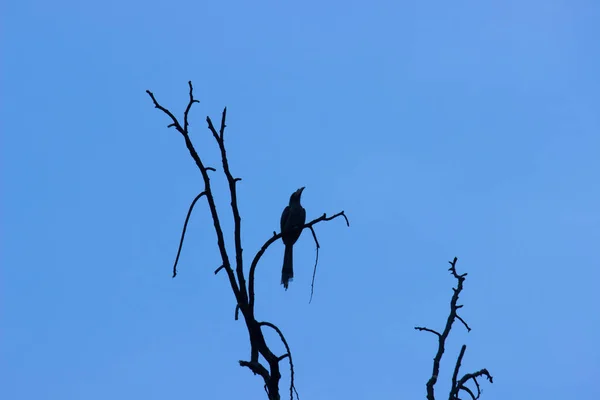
[
  {"xmin": 146, "ymin": 82, "xmax": 349, "ymax": 400},
  {"xmin": 415, "ymin": 257, "xmax": 493, "ymax": 400}
]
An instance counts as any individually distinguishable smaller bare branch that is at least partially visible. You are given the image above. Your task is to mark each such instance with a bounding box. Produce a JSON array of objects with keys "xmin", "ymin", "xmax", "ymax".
[
  {"xmin": 308, "ymin": 226, "xmax": 320, "ymax": 303},
  {"xmin": 248, "ymin": 211, "xmax": 349, "ymax": 310},
  {"xmin": 448, "ymin": 258, "xmax": 468, "ymax": 280},
  {"xmin": 172, "ymin": 192, "xmax": 206, "ymax": 277},
  {"xmin": 451, "ymin": 345, "xmax": 467, "ymax": 397},
  {"xmin": 456, "ymin": 315, "xmax": 472, "ymax": 332},
  {"xmin": 293, "ymin": 385, "xmax": 300, "ymax": 400},
  {"xmin": 146, "ymin": 90, "xmax": 184, "ymax": 133},
  {"xmin": 309, "ymin": 226, "xmax": 321, "ymax": 248},
  {"xmin": 418, "ymin": 257, "xmax": 483, "ymax": 400},
  {"xmin": 447, "ymin": 257, "xmax": 459, "ymax": 274},
  {"xmin": 239, "ymin": 360, "xmax": 270, "ymax": 381},
  {"xmin": 235, "ymin": 304, "xmax": 240, "ymax": 321},
  {"xmin": 474, "ymin": 376, "xmax": 481, "ymax": 389},
  {"xmin": 259, "ymin": 322, "xmax": 291, "ymax": 357},
  {"xmin": 452, "ymin": 369, "xmax": 493, "ymax": 400},
  {"xmin": 459, "ymin": 384, "xmax": 477, "ymax": 400},
  {"xmin": 220, "ymin": 107, "xmax": 227, "ymax": 140},
  {"xmin": 458, "ymin": 369, "xmax": 493, "ymax": 387},
  {"xmin": 206, "ymin": 116, "xmax": 221, "ymax": 143},
  {"xmin": 206, "ymin": 167, "xmax": 217, "ymax": 172},
  {"xmin": 183, "ymin": 81, "xmax": 200, "ymax": 133},
  {"xmin": 415, "ymin": 327, "xmax": 442, "ymax": 337},
  {"xmin": 259, "ymin": 321, "xmax": 297, "ymax": 400},
  {"xmin": 341, "ymin": 213, "xmax": 350, "ymax": 226},
  {"xmin": 206, "ymin": 109, "xmax": 249, "ymax": 305},
  {"xmin": 472, "ymin": 377, "xmax": 482, "ymax": 399},
  {"xmin": 304, "ymin": 210, "xmax": 347, "ymax": 231}
]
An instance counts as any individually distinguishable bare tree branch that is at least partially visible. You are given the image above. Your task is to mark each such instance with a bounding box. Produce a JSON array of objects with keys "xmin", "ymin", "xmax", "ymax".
[
  {"xmin": 248, "ymin": 211, "xmax": 349, "ymax": 311},
  {"xmin": 415, "ymin": 327, "xmax": 442, "ymax": 337},
  {"xmin": 460, "ymin": 384, "xmax": 477, "ymax": 400},
  {"xmin": 206, "ymin": 111, "xmax": 248, "ymax": 305},
  {"xmin": 454, "ymin": 368, "xmax": 493, "ymax": 400},
  {"xmin": 260, "ymin": 321, "xmax": 299, "ymax": 400},
  {"xmin": 183, "ymin": 81, "xmax": 200, "ymax": 133},
  {"xmin": 451, "ymin": 345, "xmax": 467, "ymax": 396},
  {"xmin": 147, "ymin": 82, "xmax": 347, "ymax": 400},
  {"xmin": 146, "ymin": 83, "xmax": 241, "ymax": 306},
  {"xmin": 308, "ymin": 226, "xmax": 320, "ymax": 303},
  {"xmin": 456, "ymin": 314, "xmax": 472, "ymax": 332},
  {"xmin": 414, "ymin": 257, "xmax": 492, "ymax": 400},
  {"xmin": 172, "ymin": 191, "xmax": 206, "ymax": 277},
  {"xmin": 239, "ymin": 359, "xmax": 270, "ymax": 380}
]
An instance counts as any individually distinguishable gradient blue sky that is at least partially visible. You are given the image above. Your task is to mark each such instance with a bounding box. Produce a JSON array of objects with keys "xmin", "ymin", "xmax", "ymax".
[{"xmin": 2, "ymin": 1, "xmax": 599, "ymax": 399}]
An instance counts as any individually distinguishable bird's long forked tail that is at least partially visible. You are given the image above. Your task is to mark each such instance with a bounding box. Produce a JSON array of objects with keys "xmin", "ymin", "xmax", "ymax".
[{"xmin": 281, "ymin": 244, "xmax": 294, "ymax": 290}]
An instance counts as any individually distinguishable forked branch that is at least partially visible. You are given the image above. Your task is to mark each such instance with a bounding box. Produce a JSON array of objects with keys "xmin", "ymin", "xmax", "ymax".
[
  {"xmin": 414, "ymin": 258, "xmax": 492, "ymax": 400},
  {"xmin": 147, "ymin": 82, "xmax": 241, "ymax": 304},
  {"xmin": 147, "ymin": 82, "xmax": 347, "ymax": 400}
]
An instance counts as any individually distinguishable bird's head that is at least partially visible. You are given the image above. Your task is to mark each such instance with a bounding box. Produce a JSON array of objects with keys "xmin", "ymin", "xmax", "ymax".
[{"xmin": 289, "ymin": 187, "xmax": 305, "ymax": 204}]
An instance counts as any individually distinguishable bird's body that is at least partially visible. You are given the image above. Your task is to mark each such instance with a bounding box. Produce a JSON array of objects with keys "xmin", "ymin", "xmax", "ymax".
[{"xmin": 280, "ymin": 187, "xmax": 306, "ymax": 289}]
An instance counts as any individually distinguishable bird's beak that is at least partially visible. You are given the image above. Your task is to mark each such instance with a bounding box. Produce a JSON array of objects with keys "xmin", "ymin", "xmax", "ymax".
[{"xmin": 297, "ymin": 187, "xmax": 305, "ymax": 195}]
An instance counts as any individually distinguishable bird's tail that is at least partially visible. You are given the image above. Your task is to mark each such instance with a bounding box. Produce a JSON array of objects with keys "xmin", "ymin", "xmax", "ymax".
[{"xmin": 281, "ymin": 245, "xmax": 294, "ymax": 290}]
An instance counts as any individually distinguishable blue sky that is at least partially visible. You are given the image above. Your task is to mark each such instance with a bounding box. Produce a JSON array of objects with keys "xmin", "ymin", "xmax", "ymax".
[{"xmin": 2, "ymin": 0, "xmax": 599, "ymax": 399}]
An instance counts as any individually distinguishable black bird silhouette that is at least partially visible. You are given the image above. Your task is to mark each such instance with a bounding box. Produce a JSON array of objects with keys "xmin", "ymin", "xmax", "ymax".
[{"xmin": 280, "ymin": 187, "xmax": 306, "ymax": 289}]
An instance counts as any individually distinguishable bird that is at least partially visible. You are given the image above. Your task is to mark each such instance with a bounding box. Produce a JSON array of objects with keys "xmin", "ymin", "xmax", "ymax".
[{"xmin": 280, "ymin": 187, "xmax": 306, "ymax": 289}]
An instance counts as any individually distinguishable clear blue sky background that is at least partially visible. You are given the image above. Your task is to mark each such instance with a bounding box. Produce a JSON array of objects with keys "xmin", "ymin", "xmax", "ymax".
[{"xmin": 2, "ymin": 1, "xmax": 599, "ymax": 399}]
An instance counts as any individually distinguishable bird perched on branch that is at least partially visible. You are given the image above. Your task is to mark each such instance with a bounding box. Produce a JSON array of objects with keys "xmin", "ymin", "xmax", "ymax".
[{"xmin": 280, "ymin": 187, "xmax": 306, "ymax": 289}]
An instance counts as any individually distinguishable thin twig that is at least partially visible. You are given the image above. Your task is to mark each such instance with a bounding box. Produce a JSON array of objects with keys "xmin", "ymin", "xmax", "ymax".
[
  {"xmin": 460, "ymin": 384, "xmax": 477, "ymax": 400},
  {"xmin": 414, "ymin": 327, "xmax": 442, "ymax": 337},
  {"xmin": 457, "ymin": 368, "xmax": 493, "ymax": 393},
  {"xmin": 172, "ymin": 191, "xmax": 206, "ymax": 278},
  {"xmin": 183, "ymin": 81, "xmax": 200, "ymax": 133},
  {"xmin": 456, "ymin": 315, "xmax": 472, "ymax": 332},
  {"xmin": 308, "ymin": 226, "xmax": 320, "ymax": 303}
]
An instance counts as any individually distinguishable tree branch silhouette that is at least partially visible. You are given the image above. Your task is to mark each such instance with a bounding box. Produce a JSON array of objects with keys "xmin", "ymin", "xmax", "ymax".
[
  {"xmin": 414, "ymin": 257, "xmax": 493, "ymax": 400},
  {"xmin": 171, "ymin": 191, "xmax": 205, "ymax": 278},
  {"xmin": 146, "ymin": 81, "xmax": 348, "ymax": 400},
  {"xmin": 248, "ymin": 211, "xmax": 349, "ymax": 310}
]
